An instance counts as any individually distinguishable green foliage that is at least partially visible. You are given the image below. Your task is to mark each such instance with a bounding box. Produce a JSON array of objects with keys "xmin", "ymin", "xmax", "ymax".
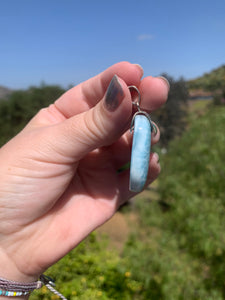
[
  {"xmin": 31, "ymin": 233, "xmax": 144, "ymax": 300},
  {"xmin": 160, "ymin": 105, "xmax": 225, "ymax": 203},
  {"xmin": 152, "ymin": 75, "xmax": 189, "ymax": 146},
  {"xmin": 0, "ymin": 85, "xmax": 65, "ymax": 146},
  {"xmin": 212, "ymin": 90, "xmax": 225, "ymax": 106},
  {"xmin": 188, "ymin": 64, "xmax": 225, "ymax": 92},
  {"xmin": 139, "ymin": 105, "xmax": 225, "ymax": 298}
]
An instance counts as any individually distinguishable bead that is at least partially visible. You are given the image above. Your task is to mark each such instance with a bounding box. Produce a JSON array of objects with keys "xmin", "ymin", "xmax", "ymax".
[
  {"xmin": 129, "ymin": 114, "xmax": 151, "ymax": 192},
  {"xmin": 0, "ymin": 289, "xmax": 29, "ymax": 297}
]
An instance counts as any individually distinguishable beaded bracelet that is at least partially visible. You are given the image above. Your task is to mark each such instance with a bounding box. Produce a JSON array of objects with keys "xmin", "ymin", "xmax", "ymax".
[
  {"xmin": 0, "ymin": 290, "xmax": 29, "ymax": 297},
  {"xmin": 0, "ymin": 276, "xmax": 42, "ymax": 297},
  {"xmin": 0, "ymin": 275, "xmax": 67, "ymax": 299}
]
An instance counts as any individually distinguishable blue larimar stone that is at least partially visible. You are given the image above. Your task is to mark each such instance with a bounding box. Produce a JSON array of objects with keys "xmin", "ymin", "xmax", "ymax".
[{"xmin": 129, "ymin": 114, "xmax": 151, "ymax": 192}]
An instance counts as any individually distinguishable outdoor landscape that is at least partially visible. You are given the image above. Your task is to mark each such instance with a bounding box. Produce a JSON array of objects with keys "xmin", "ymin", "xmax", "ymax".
[{"xmin": 0, "ymin": 65, "xmax": 225, "ymax": 299}]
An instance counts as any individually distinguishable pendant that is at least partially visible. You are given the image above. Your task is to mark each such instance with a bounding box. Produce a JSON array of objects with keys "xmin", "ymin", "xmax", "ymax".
[
  {"xmin": 129, "ymin": 114, "xmax": 151, "ymax": 192},
  {"xmin": 128, "ymin": 85, "xmax": 154, "ymax": 193}
]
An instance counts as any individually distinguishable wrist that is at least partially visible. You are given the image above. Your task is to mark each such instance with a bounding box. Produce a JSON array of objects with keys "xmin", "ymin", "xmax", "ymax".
[
  {"xmin": 0, "ymin": 250, "xmax": 41, "ymax": 299},
  {"xmin": 0, "ymin": 277, "xmax": 41, "ymax": 299},
  {"xmin": 0, "ymin": 248, "xmax": 39, "ymax": 283}
]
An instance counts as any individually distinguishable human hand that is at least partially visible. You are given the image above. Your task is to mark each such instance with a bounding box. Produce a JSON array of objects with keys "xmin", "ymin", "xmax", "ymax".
[{"xmin": 0, "ymin": 62, "xmax": 169, "ymax": 284}]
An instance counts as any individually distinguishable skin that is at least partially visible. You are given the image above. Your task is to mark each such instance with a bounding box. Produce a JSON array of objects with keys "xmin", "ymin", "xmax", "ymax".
[{"xmin": 0, "ymin": 62, "xmax": 169, "ymax": 298}]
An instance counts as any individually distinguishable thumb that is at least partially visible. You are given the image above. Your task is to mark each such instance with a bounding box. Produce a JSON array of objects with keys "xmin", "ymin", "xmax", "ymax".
[{"xmin": 50, "ymin": 75, "xmax": 132, "ymax": 161}]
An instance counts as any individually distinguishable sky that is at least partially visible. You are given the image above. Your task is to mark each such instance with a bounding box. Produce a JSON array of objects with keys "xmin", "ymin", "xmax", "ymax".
[{"xmin": 0, "ymin": 0, "xmax": 225, "ymax": 89}]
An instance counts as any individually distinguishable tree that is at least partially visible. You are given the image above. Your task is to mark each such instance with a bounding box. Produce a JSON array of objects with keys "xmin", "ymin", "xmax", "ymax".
[
  {"xmin": 152, "ymin": 74, "xmax": 189, "ymax": 147},
  {"xmin": 0, "ymin": 85, "xmax": 65, "ymax": 146}
]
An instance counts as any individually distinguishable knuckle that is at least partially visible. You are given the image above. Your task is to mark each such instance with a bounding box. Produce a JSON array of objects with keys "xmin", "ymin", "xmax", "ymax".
[{"xmin": 83, "ymin": 108, "xmax": 108, "ymax": 145}]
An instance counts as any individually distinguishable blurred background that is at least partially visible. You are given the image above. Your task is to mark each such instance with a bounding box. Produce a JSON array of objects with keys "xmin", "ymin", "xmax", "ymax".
[{"xmin": 0, "ymin": 1, "xmax": 225, "ymax": 299}]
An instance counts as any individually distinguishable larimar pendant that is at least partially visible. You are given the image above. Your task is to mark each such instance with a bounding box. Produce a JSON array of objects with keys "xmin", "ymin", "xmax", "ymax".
[
  {"xmin": 129, "ymin": 114, "xmax": 151, "ymax": 192},
  {"xmin": 128, "ymin": 86, "xmax": 153, "ymax": 193}
]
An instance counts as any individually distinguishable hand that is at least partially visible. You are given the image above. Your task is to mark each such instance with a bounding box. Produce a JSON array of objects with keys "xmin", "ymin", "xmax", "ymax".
[{"xmin": 0, "ymin": 62, "xmax": 169, "ymax": 283}]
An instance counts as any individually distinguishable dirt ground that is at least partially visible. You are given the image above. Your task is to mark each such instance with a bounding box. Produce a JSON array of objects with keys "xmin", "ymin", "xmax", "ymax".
[
  {"xmin": 96, "ymin": 211, "xmax": 133, "ymax": 251},
  {"xmin": 96, "ymin": 184, "xmax": 158, "ymax": 251}
]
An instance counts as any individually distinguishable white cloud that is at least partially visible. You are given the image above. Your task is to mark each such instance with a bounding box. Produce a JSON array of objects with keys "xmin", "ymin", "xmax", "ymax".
[{"xmin": 137, "ymin": 34, "xmax": 154, "ymax": 41}]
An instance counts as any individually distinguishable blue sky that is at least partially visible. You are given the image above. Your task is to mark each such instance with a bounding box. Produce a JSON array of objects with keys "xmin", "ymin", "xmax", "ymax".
[{"xmin": 0, "ymin": 0, "xmax": 225, "ymax": 89}]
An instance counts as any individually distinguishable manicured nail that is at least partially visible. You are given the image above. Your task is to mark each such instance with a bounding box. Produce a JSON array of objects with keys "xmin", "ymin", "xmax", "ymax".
[
  {"xmin": 104, "ymin": 75, "xmax": 124, "ymax": 111},
  {"xmin": 157, "ymin": 76, "xmax": 170, "ymax": 92},
  {"xmin": 151, "ymin": 122, "xmax": 158, "ymax": 136},
  {"xmin": 153, "ymin": 152, "xmax": 160, "ymax": 164},
  {"xmin": 133, "ymin": 64, "xmax": 144, "ymax": 77}
]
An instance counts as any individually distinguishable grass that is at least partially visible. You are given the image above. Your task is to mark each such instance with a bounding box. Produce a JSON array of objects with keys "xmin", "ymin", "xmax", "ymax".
[{"xmin": 187, "ymin": 98, "xmax": 211, "ymax": 123}]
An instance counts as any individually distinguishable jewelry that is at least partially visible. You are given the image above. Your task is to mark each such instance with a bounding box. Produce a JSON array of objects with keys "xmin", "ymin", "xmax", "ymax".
[
  {"xmin": 0, "ymin": 275, "xmax": 67, "ymax": 299},
  {"xmin": 128, "ymin": 86, "xmax": 156, "ymax": 192},
  {"xmin": 0, "ymin": 290, "xmax": 30, "ymax": 297},
  {"xmin": 0, "ymin": 276, "xmax": 42, "ymax": 297}
]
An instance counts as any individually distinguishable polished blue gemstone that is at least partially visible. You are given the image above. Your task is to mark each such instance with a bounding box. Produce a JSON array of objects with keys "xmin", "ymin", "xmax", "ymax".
[{"xmin": 129, "ymin": 114, "xmax": 151, "ymax": 192}]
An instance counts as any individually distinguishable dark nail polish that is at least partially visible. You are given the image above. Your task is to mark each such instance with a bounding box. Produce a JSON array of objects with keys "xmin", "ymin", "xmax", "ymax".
[
  {"xmin": 104, "ymin": 75, "xmax": 124, "ymax": 111},
  {"xmin": 151, "ymin": 123, "xmax": 158, "ymax": 136}
]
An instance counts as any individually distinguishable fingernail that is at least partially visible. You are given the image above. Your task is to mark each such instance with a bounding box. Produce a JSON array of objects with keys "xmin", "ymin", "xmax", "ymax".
[
  {"xmin": 153, "ymin": 152, "xmax": 160, "ymax": 163},
  {"xmin": 104, "ymin": 75, "xmax": 124, "ymax": 111},
  {"xmin": 157, "ymin": 76, "xmax": 170, "ymax": 92},
  {"xmin": 151, "ymin": 122, "xmax": 158, "ymax": 136},
  {"xmin": 133, "ymin": 64, "xmax": 144, "ymax": 77}
]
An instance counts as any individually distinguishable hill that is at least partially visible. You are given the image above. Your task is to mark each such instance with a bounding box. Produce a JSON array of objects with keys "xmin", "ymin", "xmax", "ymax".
[
  {"xmin": 0, "ymin": 85, "xmax": 12, "ymax": 100},
  {"xmin": 188, "ymin": 64, "xmax": 225, "ymax": 93}
]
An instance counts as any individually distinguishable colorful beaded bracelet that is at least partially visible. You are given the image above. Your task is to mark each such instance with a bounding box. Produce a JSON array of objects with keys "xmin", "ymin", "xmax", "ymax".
[
  {"xmin": 0, "ymin": 275, "xmax": 67, "ymax": 299},
  {"xmin": 0, "ymin": 276, "xmax": 42, "ymax": 296},
  {"xmin": 0, "ymin": 290, "xmax": 30, "ymax": 297}
]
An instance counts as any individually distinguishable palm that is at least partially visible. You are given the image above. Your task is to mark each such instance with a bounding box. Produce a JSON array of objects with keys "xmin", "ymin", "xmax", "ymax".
[
  {"xmin": 0, "ymin": 131, "xmax": 130, "ymax": 276},
  {"xmin": 0, "ymin": 62, "xmax": 168, "ymax": 280}
]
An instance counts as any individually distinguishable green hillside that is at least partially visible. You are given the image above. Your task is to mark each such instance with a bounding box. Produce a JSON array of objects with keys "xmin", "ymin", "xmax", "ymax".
[{"xmin": 188, "ymin": 64, "xmax": 225, "ymax": 92}]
